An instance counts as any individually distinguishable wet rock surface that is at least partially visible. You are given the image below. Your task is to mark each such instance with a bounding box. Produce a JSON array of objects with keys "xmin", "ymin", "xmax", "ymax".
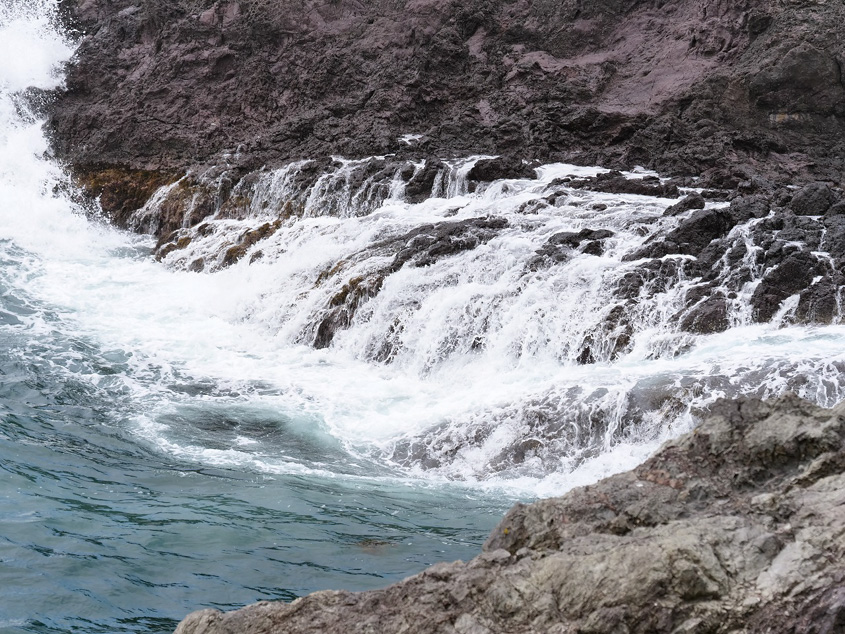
[
  {"xmin": 174, "ymin": 394, "xmax": 845, "ymax": 634},
  {"xmin": 312, "ymin": 215, "xmax": 508, "ymax": 349},
  {"xmin": 606, "ymin": 183, "xmax": 845, "ymax": 338},
  {"xmin": 144, "ymin": 163, "xmax": 845, "ymax": 352},
  {"xmin": 530, "ymin": 228, "xmax": 614, "ymax": 269},
  {"xmin": 569, "ymin": 171, "xmax": 681, "ymax": 198},
  {"xmin": 390, "ymin": 216, "xmax": 509, "ymax": 270},
  {"xmin": 40, "ymin": 2, "xmax": 845, "ymax": 629}
]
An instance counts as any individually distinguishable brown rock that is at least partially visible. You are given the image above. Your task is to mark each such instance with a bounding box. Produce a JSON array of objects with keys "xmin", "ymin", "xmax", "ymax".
[{"xmin": 47, "ymin": 0, "xmax": 845, "ymax": 202}]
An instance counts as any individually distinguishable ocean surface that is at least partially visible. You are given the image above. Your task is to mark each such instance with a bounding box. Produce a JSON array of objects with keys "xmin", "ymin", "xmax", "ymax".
[{"xmin": 3, "ymin": 2, "xmax": 845, "ymax": 632}]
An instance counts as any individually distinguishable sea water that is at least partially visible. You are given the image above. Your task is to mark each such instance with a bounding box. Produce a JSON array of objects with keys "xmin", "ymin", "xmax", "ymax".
[
  {"xmin": 3, "ymin": 2, "xmax": 845, "ymax": 632},
  {"xmin": 0, "ymin": 5, "xmax": 501, "ymax": 632}
]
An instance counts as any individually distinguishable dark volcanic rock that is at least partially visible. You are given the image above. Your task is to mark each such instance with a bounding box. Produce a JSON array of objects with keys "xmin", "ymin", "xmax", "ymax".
[
  {"xmin": 530, "ymin": 228, "xmax": 614, "ymax": 269},
  {"xmin": 47, "ymin": 0, "xmax": 845, "ymax": 215},
  {"xmin": 627, "ymin": 207, "xmax": 735, "ymax": 260},
  {"xmin": 750, "ymin": 251, "xmax": 822, "ymax": 322},
  {"xmin": 310, "ymin": 216, "xmax": 508, "ymax": 349},
  {"xmin": 663, "ymin": 192, "xmax": 705, "ymax": 216},
  {"xmin": 665, "ymin": 208, "xmax": 736, "ymax": 257},
  {"xmin": 796, "ymin": 275, "xmax": 845, "ymax": 325},
  {"xmin": 680, "ymin": 295, "xmax": 729, "ymax": 334},
  {"xmin": 605, "ymin": 188, "xmax": 845, "ymax": 335},
  {"xmin": 571, "ymin": 171, "xmax": 680, "ymax": 198},
  {"xmin": 173, "ymin": 394, "xmax": 845, "ymax": 634},
  {"xmin": 827, "ymin": 201, "xmax": 845, "ymax": 217},
  {"xmin": 790, "ymin": 182, "xmax": 836, "ymax": 216},
  {"xmin": 728, "ymin": 193, "xmax": 771, "ymax": 223},
  {"xmin": 404, "ymin": 159, "xmax": 445, "ymax": 204},
  {"xmin": 466, "ymin": 156, "xmax": 537, "ymax": 183},
  {"xmin": 390, "ymin": 216, "xmax": 508, "ymax": 270}
]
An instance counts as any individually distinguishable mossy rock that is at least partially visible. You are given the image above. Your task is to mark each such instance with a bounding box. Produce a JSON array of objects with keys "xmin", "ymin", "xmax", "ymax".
[
  {"xmin": 329, "ymin": 275, "xmax": 384, "ymax": 308},
  {"xmin": 222, "ymin": 244, "xmax": 248, "ymax": 267},
  {"xmin": 72, "ymin": 164, "xmax": 179, "ymax": 228},
  {"xmin": 315, "ymin": 260, "xmax": 349, "ymax": 286},
  {"xmin": 220, "ymin": 220, "xmax": 283, "ymax": 267},
  {"xmin": 155, "ymin": 233, "xmax": 194, "ymax": 261}
]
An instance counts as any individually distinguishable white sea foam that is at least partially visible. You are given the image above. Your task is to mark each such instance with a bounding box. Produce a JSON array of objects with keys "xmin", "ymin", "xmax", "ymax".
[{"xmin": 2, "ymin": 0, "xmax": 844, "ymax": 498}]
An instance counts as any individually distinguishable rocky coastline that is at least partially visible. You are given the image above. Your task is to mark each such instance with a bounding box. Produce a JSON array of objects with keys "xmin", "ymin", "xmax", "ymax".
[
  {"xmin": 43, "ymin": 0, "xmax": 845, "ymax": 631},
  {"xmin": 174, "ymin": 394, "xmax": 845, "ymax": 634},
  {"xmin": 49, "ymin": 0, "xmax": 844, "ymax": 218}
]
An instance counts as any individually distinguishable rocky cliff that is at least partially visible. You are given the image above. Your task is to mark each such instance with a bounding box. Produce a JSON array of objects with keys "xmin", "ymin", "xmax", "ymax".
[
  {"xmin": 43, "ymin": 1, "xmax": 845, "ymax": 632},
  {"xmin": 38, "ymin": 0, "xmax": 845, "ymax": 347},
  {"xmin": 173, "ymin": 394, "xmax": 845, "ymax": 634},
  {"xmin": 50, "ymin": 0, "xmax": 844, "ymax": 200}
]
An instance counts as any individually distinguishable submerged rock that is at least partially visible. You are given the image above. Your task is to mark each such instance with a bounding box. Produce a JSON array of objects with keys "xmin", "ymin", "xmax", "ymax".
[
  {"xmin": 173, "ymin": 394, "xmax": 845, "ymax": 634},
  {"xmin": 313, "ymin": 274, "xmax": 384, "ymax": 349}
]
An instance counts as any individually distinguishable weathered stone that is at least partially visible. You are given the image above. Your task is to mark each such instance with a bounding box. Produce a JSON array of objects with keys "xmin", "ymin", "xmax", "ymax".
[
  {"xmin": 680, "ymin": 296, "xmax": 729, "ymax": 334},
  {"xmin": 527, "ymin": 229, "xmax": 614, "ymax": 270},
  {"xmin": 70, "ymin": 166, "xmax": 179, "ymax": 228},
  {"xmin": 627, "ymin": 207, "xmax": 734, "ymax": 261},
  {"xmin": 750, "ymin": 251, "xmax": 821, "ymax": 322},
  {"xmin": 391, "ymin": 217, "xmax": 508, "ymax": 270},
  {"xmin": 790, "ymin": 183, "xmax": 836, "ymax": 216},
  {"xmin": 466, "ymin": 156, "xmax": 537, "ymax": 183},
  {"xmin": 662, "ymin": 193, "xmax": 705, "ymax": 216},
  {"xmin": 795, "ymin": 275, "xmax": 845, "ymax": 325},
  {"xmin": 570, "ymin": 171, "xmax": 680, "ymax": 198},
  {"xmin": 173, "ymin": 395, "xmax": 845, "ymax": 634},
  {"xmin": 728, "ymin": 194, "xmax": 771, "ymax": 224},
  {"xmin": 48, "ymin": 0, "xmax": 845, "ymax": 213},
  {"xmin": 826, "ymin": 201, "xmax": 845, "ymax": 217}
]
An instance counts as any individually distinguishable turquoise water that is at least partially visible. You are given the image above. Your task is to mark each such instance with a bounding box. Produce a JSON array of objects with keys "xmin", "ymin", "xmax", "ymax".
[
  {"xmin": 5, "ymin": 3, "xmax": 845, "ymax": 632},
  {"xmin": 0, "ymin": 11, "xmax": 506, "ymax": 625},
  {"xmin": 0, "ymin": 269, "xmax": 504, "ymax": 632}
]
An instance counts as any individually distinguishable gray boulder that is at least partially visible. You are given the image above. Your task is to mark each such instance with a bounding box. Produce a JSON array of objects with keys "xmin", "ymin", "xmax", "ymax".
[{"xmin": 791, "ymin": 183, "xmax": 836, "ymax": 216}]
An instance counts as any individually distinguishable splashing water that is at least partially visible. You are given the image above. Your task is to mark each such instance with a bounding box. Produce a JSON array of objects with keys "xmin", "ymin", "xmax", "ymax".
[
  {"xmin": 0, "ymin": 3, "xmax": 496, "ymax": 633},
  {"xmin": 3, "ymin": 0, "xmax": 845, "ymax": 631},
  {"xmin": 135, "ymin": 156, "xmax": 845, "ymax": 490}
]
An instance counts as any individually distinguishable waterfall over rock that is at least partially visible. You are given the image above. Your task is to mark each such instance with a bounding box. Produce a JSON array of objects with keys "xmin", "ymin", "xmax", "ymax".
[
  {"xmin": 3, "ymin": 0, "xmax": 845, "ymax": 631},
  {"xmin": 117, "ymin": 155, "xmax": 845, "ymax": 485}
]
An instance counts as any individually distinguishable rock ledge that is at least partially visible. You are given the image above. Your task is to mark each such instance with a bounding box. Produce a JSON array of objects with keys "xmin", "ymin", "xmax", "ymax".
[{"xmin": 174, "ymin": 394, "xmax": 845, "ymax": 634}]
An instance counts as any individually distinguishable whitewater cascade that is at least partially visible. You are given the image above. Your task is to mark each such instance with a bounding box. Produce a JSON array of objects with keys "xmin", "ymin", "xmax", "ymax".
[
  {"xmin": 106, "ymin": 151, "xmax": 844, "ymax": 493},
  {"xmin": 5, "ymin": 1, "xmax": 845, "ymax": 631},
  {"xmin": 1, "ymin": 0, "xmax": 844, "ymax": 498}
]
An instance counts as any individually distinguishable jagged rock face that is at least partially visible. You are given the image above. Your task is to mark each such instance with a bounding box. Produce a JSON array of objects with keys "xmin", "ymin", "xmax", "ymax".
[
  {"xmin": 49, "ymin": 0, "xmax": 845, "ymax": 187},
  {"xmin": 173, "ymin": 394, "xmax": 845, "ymax": 633}
]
